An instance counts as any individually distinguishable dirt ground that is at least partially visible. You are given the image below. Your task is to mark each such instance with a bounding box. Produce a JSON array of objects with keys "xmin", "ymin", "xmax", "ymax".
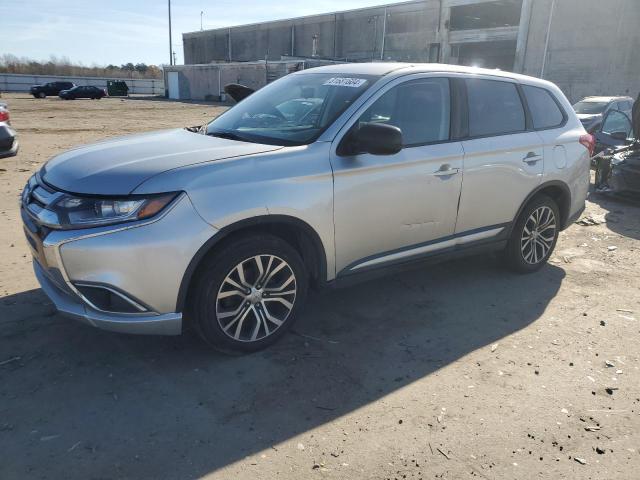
[{"xmin": 0, "ymin": 93, "xmax": 639, "ymax": 480}]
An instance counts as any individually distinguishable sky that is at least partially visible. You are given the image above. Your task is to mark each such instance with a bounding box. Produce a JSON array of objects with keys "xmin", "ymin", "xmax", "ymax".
[{"xmin": 1, "ymin": 0, "xmax": 390, "ymax": 66}]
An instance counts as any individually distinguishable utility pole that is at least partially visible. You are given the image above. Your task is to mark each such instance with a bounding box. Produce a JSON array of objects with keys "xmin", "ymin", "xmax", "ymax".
[
  {"xmin": 201, "ymin": 11, "xmax": 204, "ymax": 31},
  {"xmin": 168, "ymin": 0, "xmax": 173, "ymax": 65},
  {"xmin": 541, "ymin": 0, "xmax": 557, "ymax": 79}
]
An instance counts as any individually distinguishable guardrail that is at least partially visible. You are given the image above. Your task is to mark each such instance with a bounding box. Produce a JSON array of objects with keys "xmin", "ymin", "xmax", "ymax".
[{"xmin": 0, "ymin": 73, "xmax": 165, "ymax": 95}]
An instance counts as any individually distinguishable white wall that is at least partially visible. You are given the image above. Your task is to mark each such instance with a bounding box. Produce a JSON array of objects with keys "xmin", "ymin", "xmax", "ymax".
[{"xmin": 0, "ymin": 73, "xmax": 165, "ymax": 95}]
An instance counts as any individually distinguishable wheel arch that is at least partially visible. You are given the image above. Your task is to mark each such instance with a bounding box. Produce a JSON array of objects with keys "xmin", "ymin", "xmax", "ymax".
[
  {"xmin": 176, "ymin": 215, "xmax": 328, "ymax": 312},
  {"xmin": 511, "ymin": 180, "xmax": 572, "ymax": 235}
]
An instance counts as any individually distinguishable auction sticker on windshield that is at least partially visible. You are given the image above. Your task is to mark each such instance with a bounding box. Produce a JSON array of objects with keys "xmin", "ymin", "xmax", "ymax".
[{"xmin": 323, "ymin": 77, "xmax": 368, "ymax": 88}]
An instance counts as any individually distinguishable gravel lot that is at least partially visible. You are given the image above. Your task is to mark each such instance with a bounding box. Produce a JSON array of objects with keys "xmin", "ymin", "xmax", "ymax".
[{"xmin": 0, "ymin": 93, "xmax": 639, "ymax": 480}]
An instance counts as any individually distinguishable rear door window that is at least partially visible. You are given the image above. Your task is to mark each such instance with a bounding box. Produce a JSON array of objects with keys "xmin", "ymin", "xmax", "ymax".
[
  {"xmin": 466, "ymin": 79, "xmax": 525, "ymax": 137},
  {"xmin": 522, "ymin": 85, "xmax": 565, "ymax": 129}
]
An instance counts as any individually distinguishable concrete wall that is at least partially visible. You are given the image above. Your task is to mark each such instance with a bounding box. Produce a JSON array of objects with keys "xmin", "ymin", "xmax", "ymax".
[
  {"xmin": 182, "ymin": 0, "xmax": 640, "ymax": 103},
  {"xmin": 163, "ymin": 60, "xmax": 338, "ymax": 101},
  {"xmin": 183, "ymin": 0, "xmax": 441, "ymax": 64},
  {"xmin": 0, "ymin": 73, "xmax": 164, "ymax": 95},
  {"xmin": 164, "ymin": 63, "xmax": 268, "ymax": 101},
  {"xmin": 523, "ymin": 0, "xmax": 640, "ymax": 102}
]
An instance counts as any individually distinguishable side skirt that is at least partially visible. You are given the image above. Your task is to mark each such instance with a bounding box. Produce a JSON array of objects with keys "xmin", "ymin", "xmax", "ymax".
[{"xmin": 328, "ymin": 226, "xmax": 511, "ymax": 288}]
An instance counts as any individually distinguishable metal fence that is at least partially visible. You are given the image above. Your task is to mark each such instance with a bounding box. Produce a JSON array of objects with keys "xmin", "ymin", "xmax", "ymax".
[{"xmin": 0, "ymin": 73, "xmax": 164, "ymax": 95}]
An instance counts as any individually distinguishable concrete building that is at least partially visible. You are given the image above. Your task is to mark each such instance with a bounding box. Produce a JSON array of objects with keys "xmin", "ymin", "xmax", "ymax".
[
  {"xmin": 179, "ymin": 0, "xmax": 640, "ymax": 103},
  {"xmin": 163, "ymin": 58, "xmax": 342, "ymax": 101}
]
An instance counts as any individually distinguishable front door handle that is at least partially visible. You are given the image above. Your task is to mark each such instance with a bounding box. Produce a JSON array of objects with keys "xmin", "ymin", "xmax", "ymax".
[
  {"xmin": 433, "ymin": 164, "xmax": 460, "ymax": 176},
  {"xmin": 523, "ymin": 152, "xmax": 543, "ymax": 164}
]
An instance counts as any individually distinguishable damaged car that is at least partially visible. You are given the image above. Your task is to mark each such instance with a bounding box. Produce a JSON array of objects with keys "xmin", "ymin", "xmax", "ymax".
[
  {"xmin": 573, "ymin": 96, "xmax": 633, "ymax": 133},
  {"xmin": 594, "ymin": 94, "xmax": 640, "ymax": 197}
]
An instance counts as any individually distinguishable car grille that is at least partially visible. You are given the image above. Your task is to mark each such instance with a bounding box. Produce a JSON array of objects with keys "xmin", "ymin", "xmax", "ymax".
[{"xmin": 22, "ymin": 174, "xmax": 63, "ymax": 229}]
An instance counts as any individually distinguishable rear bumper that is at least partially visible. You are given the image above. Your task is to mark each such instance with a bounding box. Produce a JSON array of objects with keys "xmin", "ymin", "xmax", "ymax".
[{"xmin": 34, "ymin": 260, "xmax": 183, "ymax": 335}]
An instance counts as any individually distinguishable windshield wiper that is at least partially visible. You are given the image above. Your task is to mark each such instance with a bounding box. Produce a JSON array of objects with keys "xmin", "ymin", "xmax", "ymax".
[{"xmin": 207, "ymin": 130, "xmax": 252, "ymax": 142}]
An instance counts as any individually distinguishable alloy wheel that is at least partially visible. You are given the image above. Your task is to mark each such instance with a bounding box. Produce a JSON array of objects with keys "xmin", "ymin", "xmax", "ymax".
[
  {"xmin": 215, "ymin": 255, "xmax": 297, "ymax": 342},
  {"xmin": 520, "ymin": 206, "xmax": 557, "ymax": 265}
]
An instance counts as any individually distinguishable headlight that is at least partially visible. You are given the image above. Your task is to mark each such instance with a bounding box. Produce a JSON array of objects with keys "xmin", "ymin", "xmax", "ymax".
[{"xmin": 38, "ymin": 192, "xmax": 178, "ymax": 229}]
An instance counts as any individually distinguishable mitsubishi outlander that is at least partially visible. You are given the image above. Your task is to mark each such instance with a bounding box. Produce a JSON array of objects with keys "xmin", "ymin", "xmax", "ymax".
[{"xmin": 21, "ymin": 63, "xmax": 592, "ymax": 352}]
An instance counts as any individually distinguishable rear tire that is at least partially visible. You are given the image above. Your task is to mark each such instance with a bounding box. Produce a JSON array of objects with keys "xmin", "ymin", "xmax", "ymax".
[
  {"xmin": 189, "ymin": 234, "xmax": 308, "ymax": 354},
  {"xmin": 504, "ymin": 195, "xmax": 560, "ymax": 273},
  {"xmin": 37, "ymin": 92, "xmax": 45, "ymax": 99}
]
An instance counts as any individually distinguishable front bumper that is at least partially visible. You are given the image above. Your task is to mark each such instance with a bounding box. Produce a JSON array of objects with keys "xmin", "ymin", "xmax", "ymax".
[
  {"xmin": 34, "ymin": 260, "xmax": 183, "ymax": 335},
  {"xmin": 22, "ymin": 184, "xmax": 218, "ymax": 336}
]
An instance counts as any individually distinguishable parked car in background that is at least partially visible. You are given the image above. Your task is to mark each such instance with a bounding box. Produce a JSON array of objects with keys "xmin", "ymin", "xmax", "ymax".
[
  {"xmin": 0, "ymin": 103, "xmax": 18, "ymax": 158},
  {"xmin": 30, "ymin": 81, "xmax": 76, "ymax": 98},
  {"xmin": 22, "ymin": 63, "xmax": 591, "ymax": 353},
  {"xmin": 59, "ymin": 86, "xmax": 106, "ymax": 100},
  {"xmin": 573, "ymin": 96, "xmax": 634, "ymax": 133}
]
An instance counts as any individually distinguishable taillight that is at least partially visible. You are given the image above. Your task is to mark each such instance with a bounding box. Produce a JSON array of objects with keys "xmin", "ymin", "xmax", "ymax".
[
  {"xmin": 0, "ymin": 109, "xmax": 9, "ymax": 122},
  {"xmin": 579, "ymin": 133, "xmax": 595, "ymax": 157}
]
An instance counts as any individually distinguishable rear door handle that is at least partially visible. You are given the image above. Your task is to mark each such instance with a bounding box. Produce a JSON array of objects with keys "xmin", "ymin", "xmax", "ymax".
[
  {"xmin": 523, "ymin": 152, "xmax": 543, "ymax": 164},
  {"xmin": 433, "ymin": 164, "xmax": 460, "ymax": 176}
]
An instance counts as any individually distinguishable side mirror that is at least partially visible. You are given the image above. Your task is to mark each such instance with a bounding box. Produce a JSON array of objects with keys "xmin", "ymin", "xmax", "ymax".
[{"xmin": 340, "ymin": 122, "xmax": 403, "ymax": 156}]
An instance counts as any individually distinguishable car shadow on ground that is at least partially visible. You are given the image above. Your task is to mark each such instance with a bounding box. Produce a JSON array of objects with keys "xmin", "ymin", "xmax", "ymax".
[
  {"xmin": 587, "ymin": 190, "xmax": 640, "ymax": 240},
  {"xmin": 0, "ymin": 256, "xmax": 565, "ymax": 479}
]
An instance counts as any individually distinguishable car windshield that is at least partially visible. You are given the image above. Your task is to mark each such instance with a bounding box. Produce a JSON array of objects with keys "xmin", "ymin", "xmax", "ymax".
[
  {"xmin": 206, "ymin": 73, "xmax": 380, "ymax": 146},
  {"xmin": 573, "ymin": 101, "xmax": 608, "ymax": 115}
]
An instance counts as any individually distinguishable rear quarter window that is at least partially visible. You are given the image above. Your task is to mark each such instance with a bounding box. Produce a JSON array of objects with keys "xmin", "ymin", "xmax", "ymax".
[
  {"xmin": 466, "ymin": 79, "xmax": 525, "ymax": 137},
  {"xmin": 522, "ymin": 85, "xmax": 565, "ymax": 129}
]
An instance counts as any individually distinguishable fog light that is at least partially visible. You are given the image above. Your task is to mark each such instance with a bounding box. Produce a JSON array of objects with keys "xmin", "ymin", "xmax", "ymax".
[{"xmin": 75, "ymin": 284, "xmax": 148, "ymax": 314}]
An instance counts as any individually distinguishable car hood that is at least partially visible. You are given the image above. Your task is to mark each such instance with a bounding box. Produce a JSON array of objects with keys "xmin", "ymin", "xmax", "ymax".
[{"xmin": 41, "ymin": 128, "xmax": 283, "ymax": 195}]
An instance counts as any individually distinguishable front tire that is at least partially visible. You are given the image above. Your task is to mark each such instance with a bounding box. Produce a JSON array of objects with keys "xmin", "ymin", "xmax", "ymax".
[
  {"xmin": 37, "ymin": 92, "xmax": 46, "ymax": 98},
  {"xmin": 190, "ymin": 234, "xmax": 308, "ymax": 353},
  {"xmin": 504, "ymin": 195, "xmax": 560, "ymax": 273}
]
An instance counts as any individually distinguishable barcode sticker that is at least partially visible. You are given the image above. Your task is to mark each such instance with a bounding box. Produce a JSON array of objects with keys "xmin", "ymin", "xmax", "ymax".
[{"xmin": 323, "ymin": 77, "xmax": 368, "ymax": 88}]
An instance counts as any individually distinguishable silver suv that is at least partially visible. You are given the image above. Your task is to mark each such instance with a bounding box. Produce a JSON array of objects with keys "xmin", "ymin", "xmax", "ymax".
[{"xmin": 22, "ymin": 63, "xmax": 592, "ymax": 352}]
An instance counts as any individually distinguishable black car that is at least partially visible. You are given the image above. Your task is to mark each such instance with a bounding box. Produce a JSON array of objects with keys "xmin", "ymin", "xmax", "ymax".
[
  {"xmin": 59, "ymin": 86, "xmax": 107, "ymax": 100},
  {"xmin": 30, "ymin": 81, "xmax": 76, "ymax": 98},
  {"xmin": 594, "ymin": 94, "xmax": 640, "ymax": 197},
  {"xmin": 0, "ymin": 103, "xmax": 19, "ymax": 159}
]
